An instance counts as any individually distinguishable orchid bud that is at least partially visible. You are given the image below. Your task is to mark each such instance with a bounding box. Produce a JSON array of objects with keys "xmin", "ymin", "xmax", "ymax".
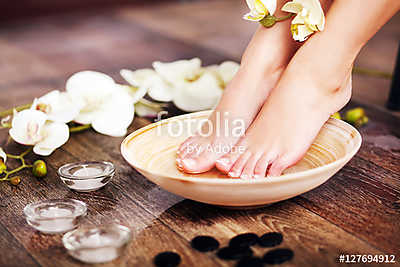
[
  {"xmin": 260, "ymin": 15, "xmax": 276, "ymax": 28},
  {"xmin": 10, "ymin": 176, "xmax": 21, "ymax": 186},
  {"xmin": 32, "ymin": 160, "xmax": 47, "ymax": 178}
]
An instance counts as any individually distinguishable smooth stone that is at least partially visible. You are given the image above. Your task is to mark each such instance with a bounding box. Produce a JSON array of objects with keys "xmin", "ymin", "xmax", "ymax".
[
  {"xmin": 229, "ymin": 233, "xmax": 259, "ymax": 248},
  {"xmin": 258, "ymin": 232, "xmax": 283, "ymax": 247},
  {"xmin": 217, "ymin": 246, "xmax": 253, "ymax": 260},
  {"xmin": 236, "ymin": 257, "xmax": 264, "ymax": 267},
  {"xmin": 190, "ymin": 235, "xmax": 220, "ymax": 252},
  {"xmin": 263, "ymin": 248, "xmax": 294, "ymax": 264},
  {"xmin": 154, "ymin": 251, "xmax": 181, "ymax": 267}
]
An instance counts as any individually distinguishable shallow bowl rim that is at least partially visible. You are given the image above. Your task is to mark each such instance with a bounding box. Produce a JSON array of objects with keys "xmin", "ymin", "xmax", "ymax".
[{"xmin": 121, "ymin": 110, "xmax": 362, "ymax": 185}]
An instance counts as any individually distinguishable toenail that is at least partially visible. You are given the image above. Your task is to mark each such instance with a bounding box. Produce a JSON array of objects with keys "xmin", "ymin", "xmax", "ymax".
[
  {"xmin": 216, "ymin": 158, "xmax": 230, "ymax": 166},
  {"xmin": 253, "ymin": 174, "xmax": 262, "ymax": 179},
  {"xmin": 229, "ymin": 172, "xmax": 239, "ymax": 178},
  {"xmin": 182, "ymin": 158, "xmax": 196, "ymax": 169}
]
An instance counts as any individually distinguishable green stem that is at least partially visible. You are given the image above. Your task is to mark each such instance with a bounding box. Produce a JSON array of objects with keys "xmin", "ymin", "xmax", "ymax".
[
  {"xmin": 0, "ymin": 103, "xmax": 31, "ymax": 118},
  {"xmin": 276, "ymin": 13, "xmax": 294, "ymax": 22},
  {"xmin": 352, "ymin": 67, "xmax": 392, "ymax": 80},
  {"xmin": 69, "ymin": 124, "xmax": 91, "ymax": 133},
  {"xmin": 1, "ymin": 147, "xmax": 34, "ymax": 180}
]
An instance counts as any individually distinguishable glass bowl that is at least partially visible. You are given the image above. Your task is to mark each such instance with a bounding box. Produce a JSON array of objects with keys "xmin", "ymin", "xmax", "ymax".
[
  {"xmin": 24, "ymin": 199, "xmax": 87, "ymax": 234},
  {"xmin": 58, "ymin": 161, "xmax": 115, "ymax": 192},
  {"xmin": 62, "ymin": 224, "xmax": 132, "ymax": 263}
]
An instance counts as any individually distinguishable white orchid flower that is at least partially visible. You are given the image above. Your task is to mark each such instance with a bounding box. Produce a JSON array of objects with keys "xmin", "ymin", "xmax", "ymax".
[
  {"xmin": 243, "ymin": 0, "xmax": 277, "ymax": 21},
  {"xmin": 120, "ymin": 69, "xmax": 173, "ymax": 102},
  {"xmin": 66, "ymin": 71, "xmax": 135, "ymax": 137},
  {"xmin": 134, "ymin": 99, "xmax": 164, "ymax": 118},
  {"xmin": 117, "ymin": 84, "xmax": 147, "ymax": 104},
  {"xmin": 282, "ymin": 0, "xmax": 325, "ymax": 42},
  {"xmin": 0, "ymin": 148, "xmax": 6, "ymax": 163},
  {"xmin": 173, "ymin": 72, "xmax": 223, "ymax": 112},
  {"xmin": 218, "ymin": 61, "xmax": 240, "ymax": 86},
  {"xmin": 33, "ymin": 90, "xmax": 81, "ymax": 123},
  {"xmin": 153, "ymin": 58, "xmax": 202, "ymax": 85},
  {"xmin": 9, "ymin": 109, "xmax": 69, "ymax": 156}
]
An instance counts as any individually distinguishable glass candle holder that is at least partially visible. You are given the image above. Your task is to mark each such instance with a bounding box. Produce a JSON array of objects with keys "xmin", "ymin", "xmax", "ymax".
[
  {"xmin": 58, "ymin": 161, "xmax": 115, "ymax": 192},
  {"xmin": 24, "ymin": 199, "xmax": 87, "ymax": 234},
  {"xmin": 62, "ymin": 224, "xmax": 132, "ymax": 264}
]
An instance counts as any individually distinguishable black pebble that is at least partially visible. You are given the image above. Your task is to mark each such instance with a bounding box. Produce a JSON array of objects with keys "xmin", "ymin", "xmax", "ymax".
[
  {"xmin": 190, "ymin": 235, "xmax": 220, "ymax": 252},
  {"xmin": 263, "ymin": 248, "xmax": 294, "ymax": 264},
  {"xmin": 229, "ymin": 233, "xmax": 259, "ymax": 248},
  {"xmin": 154, "ymin": 251, "xmax": 181, "ymax": 267},
  {"xmin": 258, "ymin": 232, "xmax": 283, "ymax": 247},
  {"xmin": 217, "ymin": 246, "xmax": 253, "ymax": 260},
  {"xmin": 236, "ymin": 257, "xmax": 264, "ymax": 267}
]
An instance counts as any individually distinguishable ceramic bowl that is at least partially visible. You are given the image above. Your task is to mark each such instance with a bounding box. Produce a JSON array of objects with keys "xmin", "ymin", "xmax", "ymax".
[{"xmin": 121, "ymin": 111, "xmax": 362, "ymax": 208}]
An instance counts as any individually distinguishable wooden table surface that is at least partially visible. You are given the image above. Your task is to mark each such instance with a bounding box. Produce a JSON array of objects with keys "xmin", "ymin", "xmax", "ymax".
[{"xmin": 0, "ymin": 4, "xmax": 399, "ymax": 267}]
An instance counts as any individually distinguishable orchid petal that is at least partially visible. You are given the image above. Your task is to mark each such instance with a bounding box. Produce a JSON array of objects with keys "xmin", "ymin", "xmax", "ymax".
[
  {"xmin": 293, "ymin": 24, "xmax": 314, "ymax": 41},
  {"xmin": 153, "ymin": 58, "xmax": 201, "ymax": 85},
  {"xmin": 260, "ymin": 0, "xmax": 277, "ymax": 16},
  {"xmin": 120, "ymin": 69, "xmax": 156, "ymax": 87},
  {"xmin": 0, "ymin": 148, "xmax": 6, "ymax": 163},
  {"xmin": 66, "ymin": 71, "xmax": 116, "ymax": 119},
  {"xmin": 145, "ymin": 75, "xmax": 174, "ymax": 102},
  {"xmin": 33, "ymin": 121, "xmax": 69, "ymax": 156},
  {"xmin": 281, "ymin": 2, "xmax": 303, "ymax": 13},
  {"xmin": 35, "ymin": 90, "xmax": 81, "ymax": 123},
  {"xmin": 117, "ymin": 84, "xmax": 147, "ymax": 104},
  {"xmin": 9, "ymin": 109, "xmax": 47, "ymax": 145},
  {"xmin": 173, "ymin": 72, "xmax": 223, "ymax": 112},
  {"xmin": 218, "ymin": 61, "xmax": 240, "ymax": 86},
  {"xmin": 91, "ymin": 89, "xmax": 135, "ymax": 137},
  {"xmin": 135, "ymin": 101, "xmax": 162, "ymax": 118},
  {"xmin": 243, "ymin": 12, "xmax": 265, "ymax": 21},
  {"xmin": 283, "ymin": 0, "xmax": 325, "ymax": 41}
]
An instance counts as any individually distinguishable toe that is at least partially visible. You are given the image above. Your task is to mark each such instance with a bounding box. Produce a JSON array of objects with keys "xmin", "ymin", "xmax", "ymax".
[
  {"xmin": 254, "ymin": 153, "xmax": 276, "ymax": 178},
  {"xmin": 215, "ymin": 144, "xmax": 245, "ymax": 174},
  {"xmin": 268, "ymin": 154, "xmax": 295, "ymax": 177},
  {"xmin": 228, "ymin": 151, "xmax": 252, "ymax": 178},
  {"xmin": 240, "ymin": 152, "xmax": 262, "ymax": 179},
  {"xmin": 178, "ymin": 136, "xmax": 196, "ymax": 155},
  {"xmin": 181, "ymin": 149, "xmax": 217, "ymax": 173}
]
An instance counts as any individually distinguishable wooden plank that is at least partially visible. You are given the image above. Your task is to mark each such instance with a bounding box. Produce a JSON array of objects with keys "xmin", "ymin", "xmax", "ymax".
[
  {"xmin": 0, "ymin": 11, "xmax": 226, "ymax": 92},
  {"xmin": 59, "ymin": 122, "xmax": 389, "ymax": 266},
  {"xmin": 0, "ymin": 223, "xmax": 39, "ymax": 267},
  {"xmin": 0, "ymin": 140, "xmax": 222, "ymax": 267}
]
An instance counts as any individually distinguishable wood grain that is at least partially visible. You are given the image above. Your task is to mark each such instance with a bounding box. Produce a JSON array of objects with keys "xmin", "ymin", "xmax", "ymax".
[{"xmin": 0, "ymin": 1, "xmax": 399, "ymax": 266}]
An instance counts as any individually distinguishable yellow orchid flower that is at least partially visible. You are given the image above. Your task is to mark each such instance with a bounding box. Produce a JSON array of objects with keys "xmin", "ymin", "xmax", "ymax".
[
  {"xmin": 243, "ymin": 0, "xmax": 277, "ymax": 21},
  {"xmin": 282, "ymin": 0, "xmax": 325, "ymax": 41}
]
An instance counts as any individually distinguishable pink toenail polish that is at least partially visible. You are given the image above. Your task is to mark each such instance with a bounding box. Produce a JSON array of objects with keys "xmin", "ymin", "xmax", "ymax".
[{"xmin": 182, "ymin": 158, "xmax": 196, "ymax": 169}]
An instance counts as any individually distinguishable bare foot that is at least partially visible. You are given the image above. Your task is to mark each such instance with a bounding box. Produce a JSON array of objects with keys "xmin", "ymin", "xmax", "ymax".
[
  {"xmin": 176, "ymin": 65, "xmax": 283, "ymax": 173},
  {"xmin": 176, "ymin": 18, "xmax": 300, "ymax": 173},
  {"xmin": 215, "ymin": 63, "xmax": 352, "ymax": 178}
]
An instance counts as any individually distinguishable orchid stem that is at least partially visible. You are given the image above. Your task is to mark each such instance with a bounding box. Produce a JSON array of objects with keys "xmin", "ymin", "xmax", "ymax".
[
  {"xmin": 69, "ymin": 124, "xmax": 91, "ymax": 133},
  {"xmin": 276, "ymin": 13, "xmax": 294, "ymax": 22},
  {"xmin": 1, "ymin": 147, "xmax": 33, "ymax": 181},
  {"xmin": 352, "ymin": 67, "xmax": 392, "ymax": 80},
  {"xmin": 0, "ymin": 103, "xmax": 31, "ymax": 118}
]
